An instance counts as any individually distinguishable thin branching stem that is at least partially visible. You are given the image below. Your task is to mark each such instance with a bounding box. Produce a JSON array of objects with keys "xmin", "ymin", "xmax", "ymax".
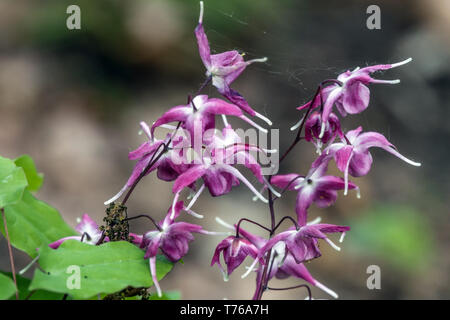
[
  {"xmin": 120, "ymin": 77, "xmax": 212, "ymax": 206},
  {"xmin": 273, "ymin": 215, "xmax": 299, "ymax": 232},
  {"xmin": 268, "ymin": 284, "xmax": 312, "ymax": 300},
  {"xmin": 125, "ymin": 214, "xmax": 162, "ymax": 232},
  {"xmin": 235, "ymin": 218, "xmax": 271, "ymax": 238},
  {"xmin": 257, "ymin": 79, "xmax": 342, "ymax": 300}
]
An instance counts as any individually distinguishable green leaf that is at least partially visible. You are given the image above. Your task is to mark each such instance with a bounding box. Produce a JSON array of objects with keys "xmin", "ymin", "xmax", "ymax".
[
  {"xmin": 14, "ymin": 155, "xmax": 44, "ymax": 192},
  {"xmin": 0, "ymin": 190, "xmax": 76, "ymax": 258},
  {"xmin": 29, "ymin": 240, "xmax": 173, "ymax": 299},
  {"xmin": 149, "ymin": 290, "xmax": 181, "ymax": 300},
  {"xmin": 0, "ymin": 273, "xmax": 16, "ymax": 300},
  {"xmin": 0, "ymin": 156, "xmax": 28, "ymax": 208},
  {"xmin": 0, "ymin": 272, "xmax": 63, "ymax": 300}
]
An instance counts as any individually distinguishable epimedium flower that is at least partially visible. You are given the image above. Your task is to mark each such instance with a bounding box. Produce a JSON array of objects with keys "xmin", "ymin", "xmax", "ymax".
[
  {"xmin": 178, "ymin": 124, "xmax": 279, "ymax": 214},
  {"xmin": 297, "ymin": 58, "xmax": 412, "ymax": 138},
  {"xmin": 130, "ymin": 201, "xmax": 214, "ymax": 297},
  {"xmin": 256, "ymin": 222, "xmax": 349, "ymax": 265},
  {"xmin": 204, "ymin": 124, "xmax": 276, "ymax": 182},
  {"xmin": 316, "ymin": 126, "xmax": 421, "ymax": 195},
  {"xmin": 169, "ymin": 129, "xmax": 272, "ymax": 218},
  {"xmin": 104, "ymin": 122, "xmax": 190, "ymax": 205},
  {"xmin": 151, "ymin": 95, "xmax": 269, "ymax": 141},
  {"xmin": 270, "ymin": 159, "xmax": 358, "ymax": 224},
  {"xmin": 255, "ymin": 242, "xmax": 340, "ymax": 299},
  {"xmin": 215, "ymin": 217, "xmax": 340, "ymax": 299},
  {"xmin": 49, "ymin": 214, "xmax": 107, "ymax": 249},
  {"xmin": 305, "ymin": 112, "xmax": 342, "ymax": 144},
  {"xmin": 301, "ymin": 111, "xmax": 343, "ymax": 154},
  {"xmin": 211, "ymin": 235, "xmax": 264, "ymax": 281},
  {"xmin": 195, "ymin": 1, "xmax": 271, "ymax": 126}
]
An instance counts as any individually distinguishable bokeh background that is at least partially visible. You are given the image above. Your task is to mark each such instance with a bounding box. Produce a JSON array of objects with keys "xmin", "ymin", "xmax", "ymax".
[{"xmin": 1, "ymin": 0, "xmax": 449, "ymax": 299}]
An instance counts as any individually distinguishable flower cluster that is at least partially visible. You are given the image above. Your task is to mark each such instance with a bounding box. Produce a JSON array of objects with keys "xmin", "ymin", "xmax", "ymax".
[
  {"xmin": 212, "ymin": 56, "xmax": 421, "ymax": 298},
  {"xmin": 49, "ymin": 2, "xmax": 421, "ymax": 299},
  {"xmin": 105, "ymin": 1, "xmax": 273, "ymax": 297}
]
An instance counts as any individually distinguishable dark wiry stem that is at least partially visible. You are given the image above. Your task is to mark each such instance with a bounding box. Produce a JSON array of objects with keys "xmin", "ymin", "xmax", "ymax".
[
  {"xmin": 121, "ymin": 121, "xmax": 182, "ymax": 206},
  {"xmin": 2, "ymin": 208, "xmax": 18, "ymax": 300},
  {"xmin": 188, "ymin": 95, "xmax": 198, "ymax": 112},
  {"xmin": 121, "ymin": 142, "xmax": 168, "ymax": 206},
  {"xmin": 195, "ymin": 75, "xmax": 212, "ymax": 96},
  {"xmin": 96, "ymin": 231, "xmax": 106, "ymax": 245},
  {"xmin": 235, "ymin": 218, "xmax": 271, "ymax": 238},
  {"xmin": 80, "ymin": 232, "xmax": 91, "ymax": 243},
  {"xmin": 119, "ymin": 77, "xmax": 212, "ymax": 206},
  {"xmin": 125, "ymin": 214, "xmax": 162, "ymax": 232},
  {"xmin": 257, "ymin": 249, "xmax": 272, "ymax": 300},
  {"xmin": 279, "ymin": 90, "xmax": 318, "ymax": 163},
  {"xmin": 272, "ymin": 174, "xmax": 304, "ymax": 202},
  {"xmin": 279, "ymin": 79, "xmax": 343, "ymax": 164},
  {"xmin": 255, "ymin": 189, "xmax": 276, "ymax": 300},
  {"xmin": 256, "ymin": 79, "xmax": 343, "ymax": 300},
  {"xmin": 273, "ymin": 215, "xmax": 299, "ymax": 232},
  {"xmin": 268, "ymin": 284, "xmax": 312, "ymax": 300}
]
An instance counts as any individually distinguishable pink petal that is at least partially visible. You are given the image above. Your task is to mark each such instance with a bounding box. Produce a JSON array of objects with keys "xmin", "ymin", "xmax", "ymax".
[
  {"xmin": 278, "ymin": 256, "xmax": 316, "ymax": 285},
  {"xmin": 151, "ymin": 106, "xmax": 189, "ymax": 136},
  {"xmin": 355, "ymin": 131, "xmax": 421, "ymax": 167},
  {"xmin": 211, "ymin": 51, "xmax": 246, "ymax": 83},
  {"xmin": 348, "ymin": 150, "xmax": 373, "ymax": 177},
  {"xmin": 295, "ymin": 187, "xmax": 315, "ymax": 226},
  {"xmin": 314, "ymin": 189, "xmax": 338, "ymax": 208},
  {"xmin": 172, "ymin": 165, "xmax": 206, "ymax": 194},
  {"xmin": 194, "ymin": 21, "xmax": 211, "ymax": 68},
  {"xmin": 342, "ymin": 82, "xmax": 370, "ymax": 114},
  {"xmin": 128, "ymin": 141, "xmax": 164, "ymax": 160},
  {"xmin": 334, "ymin": 145, "xmax": 354, "ymax": 172},
  {"xmin": 75, "ymin": 214, "xmax": 101, "ymax": 238},
  {"xmin": 271, "ymin": 174, "xmax": 303, "ymax": 190},
  {"xmin": 321, "ymin": 87, "xmax": 342, "ymax": 124},
  {"xmin": 203, "ymin": 98, "xmax": 243, "ymax": 116},
  {"xmin": 48, "ymin": 236, "xmax": 81, "ymax": 249},
  {"xmin": 217, "ymin": 81, "xmax": 256, "ymax": 116}
]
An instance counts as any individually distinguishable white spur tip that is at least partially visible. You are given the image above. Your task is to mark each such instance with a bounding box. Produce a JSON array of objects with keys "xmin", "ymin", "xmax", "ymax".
[
  {"xmin": 198, "ymin": 1, "xmax": 204, "ymax": 24},
  {"xmin": 391, "ymin": 57, "xmax": 412, "ymax": 68}
]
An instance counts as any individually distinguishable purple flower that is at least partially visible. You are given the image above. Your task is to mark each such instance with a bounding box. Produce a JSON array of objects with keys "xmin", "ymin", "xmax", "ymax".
[
  {"xmin": 169, "ymin": 127, "xmax": 270, "ymax": 218},
  {"xmin": 151, "ymin": 95, "xmax": 268, "ymax": 140},
  {"xmin": 302, "ymin": 111, "xmax": 343, "ymax": 154},
  {"xmin": 204, "ymin": 124, "xmax": 273, "ymax": 181},
  {"xmin": 317, "ymin": 126, "xmax": 421, "ymax": 195},
  {"xmin": 104, "ymin": 122, "xmax": 190, "ymax": 205},
  {"xmin": 216, "ymin": 218, "xmax": 341, "ymax": 299},
  {"xmin": 297, "ymin": 58, "xmax": 412, "ymax": 137},
  {"xmin": 195, "ymin": 2, "xmax": 271, "ymax": 126},
  {"xmin": 49, "ymin": 214, "xmax": 107, "ymax": 249},
  {"xmin": 255, "ymin": 242, "xmax": 339, "ymax": 299},
  {"xmin": 258, "ymin": 222, "xmax": 349, "ymax": 265},
  {"xmin": 211, "ymin": 236, "xmax": 263, "ymax": 281},
  {"xmin": 271, "ymin": 159, "xmax": 358, "ymax": 224},
  {"xmin": 132, "ymin": 201, "xmax": 210, "ymax": 297}
]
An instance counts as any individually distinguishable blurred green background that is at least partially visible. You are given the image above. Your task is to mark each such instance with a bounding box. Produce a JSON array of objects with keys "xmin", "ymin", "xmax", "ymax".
[{"xmin": 0, "ymin": 0, "xmax": 448, "ymax": 299}]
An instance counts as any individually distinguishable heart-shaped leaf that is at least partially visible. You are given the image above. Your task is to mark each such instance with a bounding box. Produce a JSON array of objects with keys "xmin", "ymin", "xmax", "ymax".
[
  {"xmin": 29, "ymin": 240, "xmax": 173, "ymax": 299},
  {"xmin": 0, "ymin": 190, "xmax": 76, "ymax": 258},
  {"xmin": 0, "ymin": 273, "xmax": 16, "ymax": 300},
  {"xmin": 0, "ymin": 156, "xmax": 27, "ymax": 208}
]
